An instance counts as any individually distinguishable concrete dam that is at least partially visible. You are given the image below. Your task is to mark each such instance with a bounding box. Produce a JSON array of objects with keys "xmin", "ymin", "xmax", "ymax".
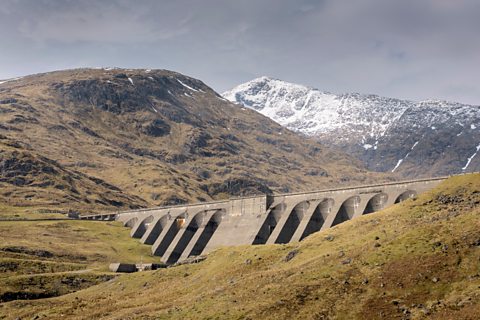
[{"xmin": 82, "ymin": 177, "xmax": 447, "ymax": 264}]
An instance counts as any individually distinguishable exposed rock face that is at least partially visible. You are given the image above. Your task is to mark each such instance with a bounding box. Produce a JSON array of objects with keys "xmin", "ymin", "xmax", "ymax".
[
  {"xmin": 0, "ymin": 69, "xmax": 386, "ymax": 212},
  {"xmin": 224, "ymin": 77, "xmax": 480, "ymax": 177},
  {"xmin": 140, "ymin": 119, "xmax": 171, "ymax": 137}
]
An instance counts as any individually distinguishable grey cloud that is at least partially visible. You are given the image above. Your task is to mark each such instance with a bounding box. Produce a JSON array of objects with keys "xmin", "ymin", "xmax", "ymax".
[{"xmin": 0, "ymin": 0, "xmax": 479, "ymax": 104}]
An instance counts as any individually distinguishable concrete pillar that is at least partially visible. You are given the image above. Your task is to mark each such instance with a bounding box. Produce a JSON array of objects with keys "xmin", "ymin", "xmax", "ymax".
[
  {"xmin": 265, "ymin": 203, "xmax": 296, "ymax": 244},
  {"xmin": 177, "ymin": 210, "xmax": 219, "ymax": 261},
  {"xmin": 302, "ymin": 198, "xmax": 335, "ymax": 240},
  {"xmin": 251, "ymin": 202, "xmax": 288, "ymax": 245},
  {"xmin": 151, "ymin": 215, "xmax": 184, "ymax": 256},
  {"xmin": 350, "ymin": 194, "xmax": 375, "ymax": 219},
  {"xmin": 289, "ymin": 199, "xmax": 325, "ymax": 242},
  {"xmin": 325, "ymin": 195, "xmax": 361, "ymax": 227},
  {"xmin": 140, "ymin": 214, "xmax": 169, "ymax": 245},
  {"xmin": 161, "ymin": 212, "xmax": 205, "ymax": 264},
  {"xmin": 320, "ymin": 198, "xmax": 347, "ymax": 230},
  {"xmin": 130, "ymin": 215, "xmax": 154, "ymax": 238}
]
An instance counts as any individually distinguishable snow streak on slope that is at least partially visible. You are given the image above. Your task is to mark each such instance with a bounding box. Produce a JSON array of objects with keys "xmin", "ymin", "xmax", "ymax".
[{"xmin": 462, "ymin": 143, "xmax": 480, "ymax": 171}]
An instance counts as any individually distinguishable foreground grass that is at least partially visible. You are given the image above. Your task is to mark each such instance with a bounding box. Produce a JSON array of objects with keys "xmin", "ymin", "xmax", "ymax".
[
  {"xmin": 0, "ymin": 218, "xmax": 159, "ymax": 306},
  {"xmin": 1, "ymin": 174, "xmax": 480, "ymax": 319}
]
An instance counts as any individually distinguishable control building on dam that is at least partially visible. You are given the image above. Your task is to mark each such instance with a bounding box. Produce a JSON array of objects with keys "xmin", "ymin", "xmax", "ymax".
[{"xmin": 82, "ymin": 177, "xmax": 448, "ymax": 264}]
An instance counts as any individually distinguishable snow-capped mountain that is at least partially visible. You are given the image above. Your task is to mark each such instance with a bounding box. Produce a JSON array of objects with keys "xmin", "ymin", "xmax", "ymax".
[{"xmin": 223, "ymin": 77, "xmax": 480, "ymax": 177}]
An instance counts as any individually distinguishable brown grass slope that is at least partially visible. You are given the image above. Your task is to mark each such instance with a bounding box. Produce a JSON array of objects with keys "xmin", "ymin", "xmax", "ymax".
[
  {"xmin": 1, "ymin": 173, "xmax": 479, "ymax": 319},
  {"xmin": 0, "ymin": 68, "xmax": 389, "ymax": 213},
  {"xmin": 0, "ymin": 135, "xmax": 146, "ymax": 214}
]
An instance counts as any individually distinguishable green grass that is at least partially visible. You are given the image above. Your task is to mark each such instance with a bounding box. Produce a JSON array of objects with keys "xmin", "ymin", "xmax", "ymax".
[
  {"xmin": 0, "ymin": 220, "xmax": 158, "ymax": 266},
  {"xmin": 1, "ymin": 174, "xmax": 479, "ymax": 319},
  {"xmin": 0, "ymin": 217, "xmax": 160, "ymax": 308}
]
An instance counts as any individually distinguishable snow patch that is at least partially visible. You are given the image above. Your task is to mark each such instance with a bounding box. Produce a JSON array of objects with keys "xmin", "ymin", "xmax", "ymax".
[
  {"xmin": 148, "ymin": 76, "xmax": 154, "ymax": 81},
  {"xmin": 145, "ymin": 69, "xmax": 151, "ymax": 73},
  {"xmin": 177, "ymin": 79, "xmax": 199, "ymax": 92},
  {"xmin": 391, "ymin": 159, "xmax": 403, "ymax": 172},
  {"xmin": 151, "ymin": 105, "xmax": 158, "ymax": 113},
  {"xmin": 411, "ymin": 141, "xmax": 419, "ymax": 150},
  {"xmin": 0, "ymin": 77, "xmax": 24, "ymax": 85},
  {"xmin": 184, "ymin": 92, "xmax": 193, "ymax": 98},
  {"xmin": 462, "ymin": 143, "xmax": 480, "ymax": 171},
  {"xmin": 363, "ymin": 144, "xmax": 373, "ymax": 150},
  {"xmin": 471, "ymin": 124, "xmax": 477, "ymax": 129},
  {"xmin": 128, "ymin": 77, "xmax": 134, "ymax": 85}
]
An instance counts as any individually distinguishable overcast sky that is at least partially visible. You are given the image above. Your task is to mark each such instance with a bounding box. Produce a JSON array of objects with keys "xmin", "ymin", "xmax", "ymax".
[{"xmin": 1, "ymin": 0, "xmax": 479, "ymax": 104}]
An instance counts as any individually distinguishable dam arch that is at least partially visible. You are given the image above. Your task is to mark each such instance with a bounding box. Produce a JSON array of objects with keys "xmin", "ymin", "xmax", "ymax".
[
  {"xmin": 165, "ymin": 212, "xmax": 205, "ymax": 264},
  {"xmin": 363, "ymin": 193, "xmax": 388, "ymax": 215},
  {"xmin": 274, "ymin": 201, "xmax": 310, "ymax": 244},
  {"xmin": 188, "ymin": 210, "xmax": 225, "ymax": 257},
  {"xmin": 152, "ymin": 213, "xmax": 186, "ymax": 256},
  {"xmin": 395, "ymin": 190, "xmax": 417, "ymax": 203},
  {"xmin": 142, "ymin": 215, "xmax": 169, "ymax": 245},
  {"xmin": 131, "ymin": 215, "xmax": 154, "ymax": 238},
  {"xmin": 301, "ymin": 198, "xmax": 334, "ymax": 240},
  {"xmin": 332, "ymin": 196, "xmax": 360, "ymax": 227},
  {"xmin": 124, "ymin": 217, "xmax": 138, "ymax": 228},
  {"xmin": 253, "ymin": 203, "xmax": 287, "ymax": 245}
]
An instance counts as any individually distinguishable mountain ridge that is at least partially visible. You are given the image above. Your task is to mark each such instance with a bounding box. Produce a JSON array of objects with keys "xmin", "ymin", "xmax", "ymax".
[
  {"xmin": 0, "ymin": 68, "xmax": 388, "ymax": 213},
  {"xmin": 224, "ymin": 77, "xmax": 480, "ymax": 177}
]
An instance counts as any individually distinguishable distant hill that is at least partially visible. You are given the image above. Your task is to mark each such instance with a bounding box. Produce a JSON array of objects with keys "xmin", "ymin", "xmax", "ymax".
[
  {"xmin": 0, "ymin": 69, "xmax": 385, "ymax": 213},
  {"xmin": 224, "ymin": 77, "xmax": 480, "ymax": 177}
]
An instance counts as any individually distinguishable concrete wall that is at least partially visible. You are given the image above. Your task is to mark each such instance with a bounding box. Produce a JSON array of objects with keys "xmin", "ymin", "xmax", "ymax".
[{"xmin": 81, "ymin": 177, "xmax": 448, "ymax": 265}]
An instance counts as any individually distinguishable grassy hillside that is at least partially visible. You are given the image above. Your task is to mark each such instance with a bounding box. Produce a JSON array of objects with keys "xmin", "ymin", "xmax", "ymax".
[
  {"xmin": 0, "ymin": 69, "xmax": 390, "ymax": 214},
  {"xmin": 1, "ymin": 173, "xmax": 478, "ymax": 319},
  {"xmin": 0, "ymin": 217, "xmax": 158, "ymax": 306},
  {"xmin": 0, "ymin": 136, "xmax": 147, "ymax": 216}
]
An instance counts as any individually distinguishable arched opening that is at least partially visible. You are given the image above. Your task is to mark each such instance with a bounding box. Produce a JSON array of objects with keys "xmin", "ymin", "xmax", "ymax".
[
  {"xmin": 301, "ymin": 198, "xmax": 334, "ymax": 240},
  {"xmin": 253, "ymin": 203, "xmax": 286, "ymax": 245},
  {"xmin": 275, "ymin": 201, "xmax": 309, "ymax": 244},
  {"xmin": 189, "ymin": 210, "xmax": 224, "ymax": 257},
  {"xmin": 363, "ymin": 193, "xmax": 388, "ymax": 214},
  {"xmin": 166, "ymin": 213, "xmax": 204, "ymax": 264},
  {"xmin": 131, "ymin": 215, "xmax": 154, "ymax": 238},
  {"xmin": 395, "ymin": 190, "xmax": 417, "ymax": 203},
  {"xmin": 332, "ymin": 196, "xmax": 360, "ymax": 227},
  {"xmin": 124, "ymin": 217, "xmax": 138, "ymax": 228},
  {"xmin": 142, "ymin": 215, "xmax": 169, "ymax": 245},
  {"xmin": 152, "ymin": 213, "xmax": 186, "ymax": 256}
]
